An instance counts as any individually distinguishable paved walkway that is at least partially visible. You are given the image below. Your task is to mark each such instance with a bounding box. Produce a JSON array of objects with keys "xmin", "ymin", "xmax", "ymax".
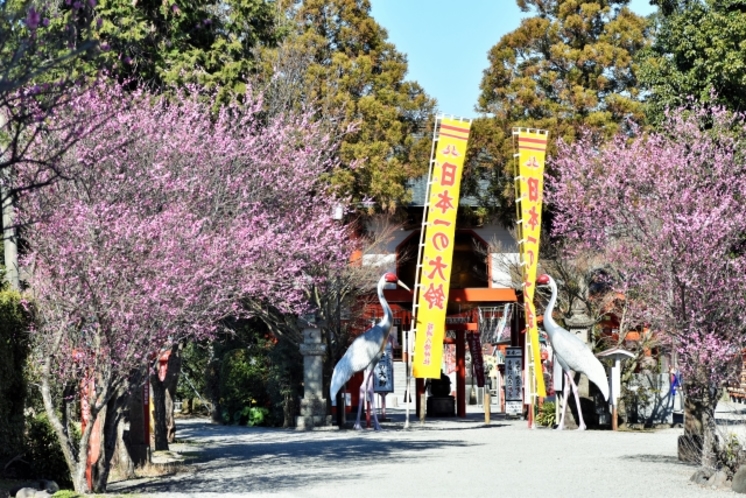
[{"xmin": 107, "ymin": 403, "xmax": 746, "ymax": 498}]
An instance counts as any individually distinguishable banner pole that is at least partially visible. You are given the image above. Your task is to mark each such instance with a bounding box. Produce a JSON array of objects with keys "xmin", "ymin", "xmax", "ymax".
[
  {"xmin": 405, "ymin": 115, "xmax": 441, "ymax": 429},
  {"xmin": 512, "ymin": 127, "xmax": 549, "ymax": 421},
  {"xmin": 406, "ymin": 115, "xmax": 472, "ymax": 427}
]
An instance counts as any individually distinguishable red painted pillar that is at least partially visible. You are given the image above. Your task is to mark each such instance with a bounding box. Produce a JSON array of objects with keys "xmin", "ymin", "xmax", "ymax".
[
  {"xmin": 80, "ymin": 377, "xmax": 101, "ymax": 491},
  {"xmin": 456, "ymin": 330, "xmax": 466, "ymax": 417}
]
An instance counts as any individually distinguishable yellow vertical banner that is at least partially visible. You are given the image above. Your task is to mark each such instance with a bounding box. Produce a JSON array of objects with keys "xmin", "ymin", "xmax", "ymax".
[
  {"xmin": 413, "ymin": 118, "xmax": 471, "ymax": 379},
  {"xmin": 514, "ymin": 128, "xmax": 548, "ymax": 397}
]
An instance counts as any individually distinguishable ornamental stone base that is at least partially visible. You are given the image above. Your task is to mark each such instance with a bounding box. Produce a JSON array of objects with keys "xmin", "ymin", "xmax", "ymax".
[{"xmin": 296, "ymin": 398, "xmax": 331, "ymax": 430}]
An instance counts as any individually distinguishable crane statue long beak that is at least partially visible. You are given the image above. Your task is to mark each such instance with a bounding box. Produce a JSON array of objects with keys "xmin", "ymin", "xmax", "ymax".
[{"xmin": 397, "ymin": 280, "xmax": 411, "ymax": 292}]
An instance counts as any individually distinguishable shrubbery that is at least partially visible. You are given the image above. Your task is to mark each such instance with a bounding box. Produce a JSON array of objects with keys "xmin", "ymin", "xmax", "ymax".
[
  {"xmin": 219, "ymin": 347, "xmax": 273, "ymax": 425},
  {"xmin": 197, "ymin": 321, "xmax": 303, "ymax": 427},
  {"xmin": 0, "ymin": 290, "xmax": 29, "ymax": 466},
  {"xmin": 24, "ymin": 414, "xmax": 74, "ymax": 488},
  {"xmin": 535, "ymin": 402, "xmax": 556, "ymax": 428}
]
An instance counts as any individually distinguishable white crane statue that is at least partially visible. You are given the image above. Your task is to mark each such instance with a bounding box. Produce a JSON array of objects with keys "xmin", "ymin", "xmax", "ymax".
[
  {"xmin": 330, "ymin": 272, "xmax": 411, "ymax": 430},
  {"xmin": 536, "ymin": 273, "xmax": 609, "ymax": 430}
]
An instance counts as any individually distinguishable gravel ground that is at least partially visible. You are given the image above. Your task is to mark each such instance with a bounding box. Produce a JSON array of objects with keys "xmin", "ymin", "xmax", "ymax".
[{"xmin": 107, "ymin": 405, "xmax": 746, "ymax": 498}]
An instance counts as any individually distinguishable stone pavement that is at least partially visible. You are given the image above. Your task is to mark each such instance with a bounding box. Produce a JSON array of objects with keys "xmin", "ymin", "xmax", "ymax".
[{"xmin": 107, "ymin": 403, "xmax": 746, "ymax": 498}]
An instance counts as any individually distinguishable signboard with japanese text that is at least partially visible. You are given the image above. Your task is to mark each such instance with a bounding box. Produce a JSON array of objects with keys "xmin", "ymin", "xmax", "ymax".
[
  {"xmin": 505, "ymin": 347, "xmax": 523, "ymax": 415},
  {"xmin": 467, "ymin": 332, "xmax": 485, "ymax": 387},
  {"xmin": 413, "ymin": 117, "xmax": 471, "ymax": 379},
  {"xmin": 373, "ymin": 341, "xmax": 394, "ymax": 393},
  {"xmin": 514, "ymin": 128, "xmax": 548, "ymax": 398}
]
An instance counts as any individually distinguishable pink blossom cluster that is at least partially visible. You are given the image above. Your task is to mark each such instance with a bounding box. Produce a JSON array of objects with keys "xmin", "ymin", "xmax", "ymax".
[
  {"xmin": 20, "ymin": 82, "xmax": 353, "ymax": 392},
  {"xmin": 676, "ymin": 331, "xmax": 741, "ymax": 398},
  {"xmin": 549, "ymin": 104, "xmax": 746, "ymax": 400}
]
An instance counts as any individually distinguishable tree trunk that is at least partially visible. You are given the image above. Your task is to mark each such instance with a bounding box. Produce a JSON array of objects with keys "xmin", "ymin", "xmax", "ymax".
[
  {"xmin": 151, "ymin": 373, "xmax": 168, "ymax": 451},
  {"xmin": 40, "ymin": 367, "xmax": 89, "ymax": 494},
  {"xmin": 150, "ymin": 346, "xmax": 181, "ymax": 450},
  {"xmin": 679, "ymin": 388, "xmax": 719, "ymax": 468},
  {"xmin": 700, "ymin": 399, "xmax": 719, "ymax": 469},
  {"xmin": 111, "ymin": 411, "xmax": 135, "ymax": 479},
  {"xmin": 283, "ymin": 392, "xmax": 297, "ymax": 428},
  {"xmin": 207, "ymin": 344, "xmax": 222, "ymax": 423},
  {"xmin": 124, "ymin": 377, "xmax": 150, "ymax": 467},
  {"xmin": 90, "ymin": 401, "xmax": 107, "ymax": 493},
  {"xmin": 92, "ymin": 387, "xmax": 129, "ymax": 492},
  {"xmin": 165, "ymin": 347, "xmax": 182, "ymax": 443}
]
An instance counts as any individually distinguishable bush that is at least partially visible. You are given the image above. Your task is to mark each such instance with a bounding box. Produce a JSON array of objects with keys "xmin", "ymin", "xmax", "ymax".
[
  {"xmin": 24, "ymin": 414, "xmax": 73, "ymax": 488},
  {"xmin": 207, "ymin": 321, "xmax": 303, "ymax": 427},
  {"xmin": 219, "ymin": 348, "xmax": 272, "ymax": 426},
  {"xmin": 0, "ymin": 290, "xmax": 29, "ymax": 466},
  {"xmin": 535, "ymin": 402, "xmax": 556, "ymax": 427},
  {"xmin": 266, "ymin": 336, "xmax": 302, "ymax": 427}
]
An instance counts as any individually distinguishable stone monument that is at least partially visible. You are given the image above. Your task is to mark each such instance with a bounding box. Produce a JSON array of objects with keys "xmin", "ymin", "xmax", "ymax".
[
  {"xmin": 564, "ymin": 304, "xmax": 595, "ymax": 396},
  {"xmin": 296, "ymin": 317, "xmax": 330, "ymax": 429}
]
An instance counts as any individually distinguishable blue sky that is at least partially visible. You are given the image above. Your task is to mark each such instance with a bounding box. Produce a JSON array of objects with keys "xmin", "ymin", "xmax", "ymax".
[{"xmin": 369, "ymin": 0, "xmax": 657, "ymax": 118}]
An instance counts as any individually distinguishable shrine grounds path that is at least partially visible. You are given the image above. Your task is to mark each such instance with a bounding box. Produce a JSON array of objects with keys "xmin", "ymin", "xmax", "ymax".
[{"xmin": 107, "ymin": 404, "xmax": 746, "ymax": 498}]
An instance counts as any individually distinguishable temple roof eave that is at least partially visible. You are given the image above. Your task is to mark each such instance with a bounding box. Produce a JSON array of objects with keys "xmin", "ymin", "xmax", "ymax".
[{"xmin": 383, "ymin": 287, "xmax": 517, "ymax": 304}]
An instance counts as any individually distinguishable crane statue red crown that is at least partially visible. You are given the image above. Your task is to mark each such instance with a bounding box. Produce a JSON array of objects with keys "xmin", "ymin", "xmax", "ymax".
[{"xmin": 330, "ymin": 272, "xmax": 410, "ymax": 430}]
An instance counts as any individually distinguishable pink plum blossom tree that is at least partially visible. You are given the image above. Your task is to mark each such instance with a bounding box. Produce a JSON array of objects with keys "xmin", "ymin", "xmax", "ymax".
[
  {"xmin": 549, "ymin": 105, "xmax": 746, "ymax": 468},
  {"xmin": 19, "ymin": 83, "xmax": 352, "ymax": 492}
]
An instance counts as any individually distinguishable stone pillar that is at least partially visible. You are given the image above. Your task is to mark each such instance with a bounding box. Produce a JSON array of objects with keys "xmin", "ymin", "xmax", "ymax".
[
  {"xmin": 296, "ymin": 325, "xmax": 330, "ymax": 429},
  {"xmin": 565, "ymin": 308, "xmax": 595, "ymax": 397}
]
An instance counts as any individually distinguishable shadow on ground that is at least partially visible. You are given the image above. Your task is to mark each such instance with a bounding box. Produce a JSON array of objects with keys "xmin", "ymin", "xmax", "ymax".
[
  {"xmin": 620, "ymin": 454, "xmax": 691, "ymax": 466},
  {"xmin": 110, "ymin": 419, "xmax": 489, "ymax": 495}
]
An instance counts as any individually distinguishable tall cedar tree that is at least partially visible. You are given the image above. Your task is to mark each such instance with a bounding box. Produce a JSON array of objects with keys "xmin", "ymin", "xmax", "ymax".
[
  {"xmin": 257, "ymin": 0, "xmax": 435, "ymax": 211},
  {"xmin": 43, "ymin": 0, "xmax": 279, "ymax": 98},
  {"xmin": 472, "ymin": 0, "xmax": 650, "ymax": 225}
]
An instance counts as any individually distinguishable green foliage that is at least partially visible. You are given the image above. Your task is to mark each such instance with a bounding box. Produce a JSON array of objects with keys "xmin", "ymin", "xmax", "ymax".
[
  {"xmin": 640, "ymin": 0, "xmax": 746, "ymax": 121},
  {"xmin": 24, "ymin": 414, "xmax": 72, "ymax": 489},
  {"xmin": 266, "ymin": 334, "xmax": 303, "ymax": 428},
  {"xmin": 42, "ymin": 0, "xmax": 280, "ymax": 98},
  {"xmin": 257, "ymin": 0, "xmax": 435, "ymax": 211},
  {"xmin": 0, "ymin": 290, "xmax": 29, "ymax": 465},
  {"xmin": 535, "ymin": 401, "xmax": 556, "ymax": 427},
  {"xmin": 219, "ymin": 347, "xmax": 272, "ymax": 425},
  {"xmin": 238, "ymin": 406, "xmax": 270, "ymax": 427},
  {"xmin": 207, "ymin": 320, "xmax": 303, "ymax": 427},
  {"xmin": 51, "ymin": 491, "xmax": 82, "ymax": 498},
  {"xmin": 0, "ymin": 0, "xmax": 99, "ymax": 90},
  {"xmin": 718, "ymin": 431, "xmax": 742, "ymax": 474},
  {"xmin": 472, "ymin": 0, "xmax": 651, "ymax": 225},
  {"xmin": 621, "ymin": 376, "xmax": 657, "ymax": 426},
  {"xmin": 176, "ymin": 341, "xmax": 210, "ymax": 413}
]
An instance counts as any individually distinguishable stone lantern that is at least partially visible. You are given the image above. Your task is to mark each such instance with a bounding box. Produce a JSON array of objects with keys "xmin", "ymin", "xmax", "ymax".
[
  {"xmin": 296, "ymin": 315, "xmax": 331, "ymax": 429},
  {"xmin": 564, "ymin": 305, "xmax": 595, "ymax": 398}
]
